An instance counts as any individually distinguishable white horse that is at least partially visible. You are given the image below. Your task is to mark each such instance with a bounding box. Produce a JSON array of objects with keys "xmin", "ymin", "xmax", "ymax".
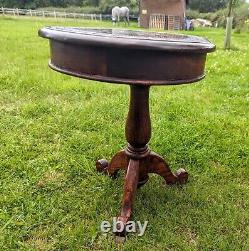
[{"xmin": 112, "ymin": 6, "xmax": 130, "ymax": 26}]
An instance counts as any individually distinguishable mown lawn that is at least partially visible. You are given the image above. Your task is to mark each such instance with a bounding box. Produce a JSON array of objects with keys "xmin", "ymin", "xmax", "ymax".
[{"xmin": 0, "ymin": 16, "xmax": 248, "ymax": 251}]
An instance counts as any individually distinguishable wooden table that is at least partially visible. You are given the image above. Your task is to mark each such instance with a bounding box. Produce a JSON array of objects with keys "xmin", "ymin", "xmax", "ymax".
[{"xmin": 39, "ymin": 27, "xmax": 215, "ymax": 236}]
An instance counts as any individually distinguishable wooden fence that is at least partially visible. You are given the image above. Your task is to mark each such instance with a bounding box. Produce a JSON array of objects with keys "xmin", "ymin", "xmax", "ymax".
[
  {"xmin": 149, "ymin": 14, "xmax": 166, "ymax": 30},
  {"xmin": 149, "ymin": 14, "xmax": 182, "ymax": 30},
  {"xmin": 0, "ymin": 7, "xmax": 105, "ymax": 21}
]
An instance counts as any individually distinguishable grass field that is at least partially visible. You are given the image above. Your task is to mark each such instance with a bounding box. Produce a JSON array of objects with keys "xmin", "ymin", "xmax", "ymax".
[{"xmin": 0, "ymin": 16, "xmax": 248, "ymax": 250}]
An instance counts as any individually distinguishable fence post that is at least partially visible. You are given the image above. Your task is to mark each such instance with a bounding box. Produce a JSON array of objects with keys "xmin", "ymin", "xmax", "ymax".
[
  {"xmin": 16, "ymin": 8, "xmax": 19, "ymax": 16},
  {"xmin": 100, "ymin": 14, "xmax": 102, "ymax": 21},
  {"xmin": 43, "ymin": 11, "xmax": 45, "ymax": 18},
  {"xmin": 54, "ymin": 10, "xmax": 56, "ymax": 19},
  {"xmin": 29, "ymin": 9, "xmax": 32, "ymax": 17}
]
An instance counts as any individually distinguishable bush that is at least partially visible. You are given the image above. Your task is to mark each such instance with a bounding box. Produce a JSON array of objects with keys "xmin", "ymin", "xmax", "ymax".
[
  {"xmin": 187, "ymin": 3, "xmax": 249, "ymax": 30},
  {"xmin": 38, "ymin": 1, "xmax": 139, "ymax": 15},
  {"xmin": 99, "ymin": 0, "xmax": 138, "ymax": 15},
  {"xmin": 186, "ymin": 9, "xmax": 200, "ymax": 19},
  {"xmin": 233, "ymin": 3, "xmax": 249, "ymax": 31},
  {"xmin": 38, "ymin": 6, "xmax": 102, "ymax": 14}
]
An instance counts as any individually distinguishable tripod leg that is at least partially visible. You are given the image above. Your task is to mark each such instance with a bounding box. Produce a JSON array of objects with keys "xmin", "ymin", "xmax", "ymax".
[
  {"xmin": 96, "ymin": 150, "xmax": 129, "ymax": 178},
  {"xmin": 148, "ymin": 152, "xmax": 188, "ymax": 185},
  {"xmin": 115, "ymin": 159, "xmax": 139, "ymax": 236}
]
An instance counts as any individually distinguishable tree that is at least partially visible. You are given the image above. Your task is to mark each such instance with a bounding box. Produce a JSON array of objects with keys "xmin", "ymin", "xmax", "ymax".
[
  {"xmin": 99, "ymin": 0, "xmax": 132, "ymax": 13},
  {"xmin": 189, "ymin": 0, "xmax": 229, "ymax": 13},
  {"xmin": 224, "ymin": 0, "xmax": 239, "ymax": 49}
]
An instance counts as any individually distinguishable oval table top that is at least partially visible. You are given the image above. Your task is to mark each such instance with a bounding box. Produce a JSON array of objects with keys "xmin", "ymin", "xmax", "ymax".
[{"xmin": 39, "ymin": 27, "xmax": 215, "ymax": 85}]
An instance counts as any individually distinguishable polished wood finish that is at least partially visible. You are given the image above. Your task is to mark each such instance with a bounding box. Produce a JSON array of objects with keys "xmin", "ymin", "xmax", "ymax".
[
  {"xmin": 39, "ymin": 27, "xmax": 215, "ymax": 238},
  {"xmin": 39, "ymin": 27, "xmax": 215, "ymax": 85},
  {"xmin": 117, "ymin": 159, "xmax": 140, "ymax": 236},
  {"xmin": 126, "ymin": 85, "xmax": 151, "ymax": 148},
  {"xmin": 96, "ymin": 85, "xmax": 188, "ymax": 234}
]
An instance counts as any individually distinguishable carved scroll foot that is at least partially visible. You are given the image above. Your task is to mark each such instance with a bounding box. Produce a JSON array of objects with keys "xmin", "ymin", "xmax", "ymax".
[
  {"xmin": 148, "ymin": 152, "xmax": 188, "ymax": 185},
  {"xmin": 96, "ymin": 148, "xmax": 188, "ymax": 241},
  {"xmin": 96, "ymin": 150, "xmax": 128, "ymax": 178}
]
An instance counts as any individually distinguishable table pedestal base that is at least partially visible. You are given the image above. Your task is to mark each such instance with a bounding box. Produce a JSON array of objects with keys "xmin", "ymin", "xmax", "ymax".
[
  {"xmin": 96, "ymin": 148, "xmax": 188, "ymax": 237},
  {"xmin": 96, "ymin": 85, "xmax": 188, "ymax": 238}
]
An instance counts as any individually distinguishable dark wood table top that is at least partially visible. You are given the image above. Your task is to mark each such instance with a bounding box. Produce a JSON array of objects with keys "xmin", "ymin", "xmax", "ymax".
[{"xmin": 39, "ymin": 27, "xmax": 215, "ymax": 85}]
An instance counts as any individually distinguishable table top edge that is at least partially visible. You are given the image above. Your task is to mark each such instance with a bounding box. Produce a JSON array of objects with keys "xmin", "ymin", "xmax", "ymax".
[{"xmin": 38, "ymin": 27, "xmax": 216, "ymax": 53}]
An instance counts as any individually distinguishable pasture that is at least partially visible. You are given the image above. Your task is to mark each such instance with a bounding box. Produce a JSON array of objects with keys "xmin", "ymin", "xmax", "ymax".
[{"xmin": 0, "ymin": 16, "xmax": 248, "ymax": 250}]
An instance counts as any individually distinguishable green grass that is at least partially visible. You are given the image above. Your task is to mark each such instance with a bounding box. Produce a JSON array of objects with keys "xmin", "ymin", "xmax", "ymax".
[{"xmin": 0, "ymin": 16, "xmax": 248, "ymax": 251}]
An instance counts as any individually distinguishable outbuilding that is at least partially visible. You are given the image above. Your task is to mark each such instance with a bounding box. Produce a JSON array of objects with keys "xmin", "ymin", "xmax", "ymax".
[{"xmin": 139, "ymin": 0, "xmax": 189, "ymax": 30}]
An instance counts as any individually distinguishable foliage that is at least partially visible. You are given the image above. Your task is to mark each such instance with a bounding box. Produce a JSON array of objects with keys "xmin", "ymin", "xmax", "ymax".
[
  {"xmin": 0, "ymin": 0, "xmax": 139, "ymax": 14},
  {"xmin": 188, "ymin": 0, "xmax": 246, "ymax": 12},
  {"xmin": 38, "ymin": 5, "xmax": 102, "ymax": 14},
  {"xmin": 0, "ymin": 0, "xmax": 137, "ymax": 11},
  {"xmin": 214, "ymin": 3, "xmax": 249, "ymax": 28},
  {"xmin": 186, "ymin": 9, "xmax": 201, "ymax": 19},
  {"xmin": 99, "ymin": 0, "xmax": 138, "ymax": 14},
  {"xmin": 188, "ymin": 0, "xmax": 230, "ymax": 13},
  {"xmin": 0, "ymin": 16, "xmax": 249, "ymax": 250},
  {"xmin": 0, "ymin": 0, "xmax": 81, "ymax": 9},
  {"xmin": 234, "ymin": 3, "xmax": 249, "ymax": 32},
  {"xmin": 186, "ymin": 8, "xmax": 228, "ymax": 27},
  {"xmin": 0, "ymin": 0, "xmax": 246, "ymax": 14},
  {"xmin": 186, "ymin": 2, "xmax": 249, "ymax": 29}
]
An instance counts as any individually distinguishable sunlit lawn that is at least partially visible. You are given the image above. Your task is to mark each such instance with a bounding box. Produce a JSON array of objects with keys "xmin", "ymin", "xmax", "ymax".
[{"xmin": 0, "ymin": 16, "xmax": 248, "ymax": 250}]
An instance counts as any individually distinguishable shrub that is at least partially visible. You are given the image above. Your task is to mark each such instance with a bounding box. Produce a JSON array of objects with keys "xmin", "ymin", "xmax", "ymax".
[
  {"xmin": 233, "ymin": 3, "xmax": 249, "ymax": 31},
  {"xmin": 39, "ymin": 6, "xmax": 102, "ymax": 14},
  {"xmin": 186, "ymin": 9, "xmax": 200, "ymax": 19},
  {"xmin": 187, "ymin": 3, "xmax": 249, "ymax": 30},
  {"xmin": 99, "ymin": 0, "xmax": 138, "ymax": 15}
]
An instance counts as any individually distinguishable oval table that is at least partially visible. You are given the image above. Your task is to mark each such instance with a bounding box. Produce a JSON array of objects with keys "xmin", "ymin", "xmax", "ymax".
[{"xmin": 39, "ymin": 27, "xmax": 215, "ymax": 237}]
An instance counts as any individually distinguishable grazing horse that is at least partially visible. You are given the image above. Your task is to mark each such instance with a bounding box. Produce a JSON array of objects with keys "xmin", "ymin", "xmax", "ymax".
[{"xmin": 112, "ymin": 6, "xmax": 130, "ymax": 25}]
